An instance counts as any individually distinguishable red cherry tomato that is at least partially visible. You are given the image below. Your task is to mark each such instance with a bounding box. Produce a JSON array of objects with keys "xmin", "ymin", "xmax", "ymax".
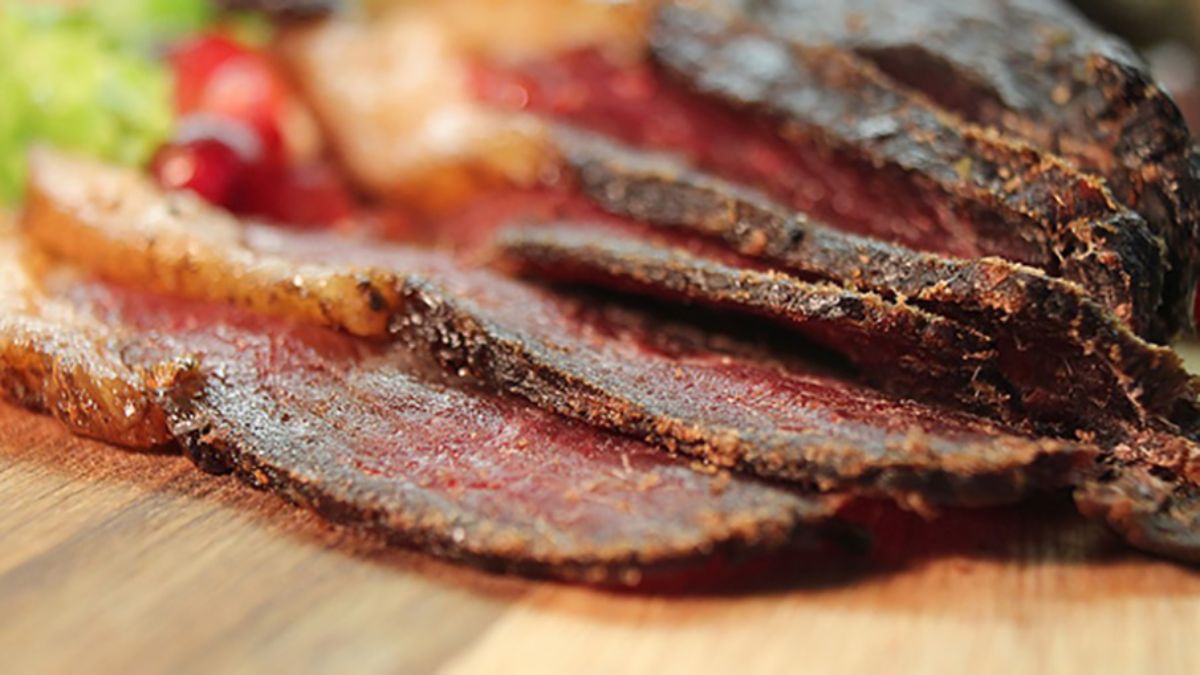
[{"xmin": 150, "ymin": 138, "xmax": 244, "ymax": 206}]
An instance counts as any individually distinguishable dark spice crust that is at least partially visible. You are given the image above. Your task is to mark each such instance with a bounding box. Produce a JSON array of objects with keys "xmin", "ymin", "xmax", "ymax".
[
  {"xmin": 391, "ymin": 274, "xmax": 1091, "ymax": 510},
  {"xmin": 561, "ymin": 135, "xmax": 1200, "ymax": 438},
  {"xmin": 651, "ymin": 0, "xmax": 1166, "ymax": 338},
  {"xmin": 498, "ymin": 221, "xmax": 1014, "ymax": 419},
  {"xmin": 729, "ymin": 0, "xmax": 1200, "ymax": 337}
]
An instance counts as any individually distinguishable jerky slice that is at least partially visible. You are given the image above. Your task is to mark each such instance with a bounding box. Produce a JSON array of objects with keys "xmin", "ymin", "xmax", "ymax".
[
  {"xmin": 560, "ymin": 136, "xmax": 1199, "ymax": 437},
  {"xmin": 729, "ymin": 0, "xmax": 1200, "ymax": 336},
  {"xmin": 390, "ymin": 271, "xmax": 1087, "ymax": 508},
  {"xmin": 21, "ymin": 150, "xmax": 1090, "ymax": 508},
  {"xmin": 648, "ymin": 0, "xmax": 1164, "ymax": 334},
  {"xmin": 497, "ymin": 219, "xmax": 1011, "ymax": 418}
]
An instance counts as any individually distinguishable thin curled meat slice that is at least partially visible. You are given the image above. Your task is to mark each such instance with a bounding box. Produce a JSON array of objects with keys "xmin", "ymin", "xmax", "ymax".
[
  {"xmin": 730, "ymin": 0, "xmax": 1200, "ymax": 337},
  {"xmin": 496, "ymin": 218, "xmax": 1012, "ymax": 418},
  {"xmin": 557, "ymin": 135, "xmax": 1199, "ymax": 439},
  {"xmin": 20, "ymin": 149, "xmax": 1091, "ymax": 509}
]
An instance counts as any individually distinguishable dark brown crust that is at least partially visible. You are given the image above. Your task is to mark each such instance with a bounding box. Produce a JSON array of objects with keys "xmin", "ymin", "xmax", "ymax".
[
  {"xmin": 390, "ymin": 273, "xmax": 1091, "ymax": 510},
  {"xmin": 497, "ymin": 220, "xmax": 1014, "ymax": 418},
  {"xmin": 559, "ymin": 134, "xmax": 1200, "ymax": 438},
  {"xmin": 651, "ymin": 0, "xmax": 1166, "ymax": 337},
  {"xmin": 727, "ymin": 0, "xmax": 1200, "ymax": 337}
]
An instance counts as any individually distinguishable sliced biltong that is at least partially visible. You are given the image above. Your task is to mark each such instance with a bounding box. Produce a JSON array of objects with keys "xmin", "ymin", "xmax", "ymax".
[
  {"xmin": 4, "ymin": 237, "xmax": 841, "ymax": 578},
  {"xmin": 497, "ymin": 219, "xmax": 1012, "ymax": 418},
  {"xmin": 558, "ymin": 135, "xmax": 1200, "ymax": 438},
  {"xmin": 21, "ymin": 150, "xmax": 1091, "ymax": 509},
  {"xmin": 725, "ymin": 0, "xmax": 1200, "ymax": 336},
  {"xmin": 648, "ymin": 0, "xmax": 1165, "ymax": 336}
]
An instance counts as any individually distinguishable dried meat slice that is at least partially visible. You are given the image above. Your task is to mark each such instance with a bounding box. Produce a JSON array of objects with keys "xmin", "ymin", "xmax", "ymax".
[
  {"xmin": 728, "ymin": 0, "xmax": 1200, "ymax": 336},
  {"xmin": 21, "ymin": 150, "xmax": 1091, "ymax": 509},
  {"xmin": 496, "ymin": 219, "xmax": 1012, "ymax": 418},
  {"xmin": 559, "ymin": 135, "xmax": 1199, "ymax": 438},
  {"xmin": 651, "ymin": 1, "xmax": 1165, "ymax": 334},
  {"xmin": 474, "ymin": 4, "xmax": 1165, "ymax": 336}
]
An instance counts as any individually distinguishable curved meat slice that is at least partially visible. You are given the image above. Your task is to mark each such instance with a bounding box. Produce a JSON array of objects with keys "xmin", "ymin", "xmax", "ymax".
[
  {"xmin": 496, "ymin": 219, "xmax": 1012, "ymax": 418},
  {"xmin": 559, "ymin": 135, "xmax": 1199, "ymax": 438},
  {"xmin": 23, "ymin": 148, "xmax": 401, "ymax": 338},
  {"xmin": 730, "ymin": 0, "xmax": 1200, "ymax": 337},
  {"xmin": 21, "ymin": 149, "xmax": 1090, "ymax": 509}
]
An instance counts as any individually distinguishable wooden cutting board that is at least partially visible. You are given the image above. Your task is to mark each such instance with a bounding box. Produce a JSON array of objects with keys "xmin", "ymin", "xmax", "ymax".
[{"xmin": 3, "ymin": 350, "xmax": 1200, "ymax": 675}]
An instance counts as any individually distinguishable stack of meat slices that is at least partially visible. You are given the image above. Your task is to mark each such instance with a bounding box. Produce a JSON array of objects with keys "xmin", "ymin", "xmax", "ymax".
[{"xmin": 3, "ymin": 0, "xmax": 1199, "ymax": 577}]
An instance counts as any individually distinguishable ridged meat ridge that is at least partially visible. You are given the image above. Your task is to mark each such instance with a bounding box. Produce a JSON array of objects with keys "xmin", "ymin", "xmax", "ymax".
[
  {"xmin": 63, "ymin": 280, "xmax": 838, "ymax": 579},
  {"xmin": 557, "ymin": 135, "xmax": 1200, "ymax": 439},
  {"xmin": 21, "ymin": 150, "xmax": 1091, "ymax": 510},
  {"xmin": 496, "ymin": 219, "xmax": 1012, "ymax": 419},
  {"xmin": 728, "ymin": 0, "xmax": 1200, "ymax": 337}
]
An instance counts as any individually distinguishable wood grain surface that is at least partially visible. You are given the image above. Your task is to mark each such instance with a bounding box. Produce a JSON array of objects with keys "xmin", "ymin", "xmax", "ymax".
[{"xmin": 3, "ymin": 349, "xmax": 1200, "ymax": 675}]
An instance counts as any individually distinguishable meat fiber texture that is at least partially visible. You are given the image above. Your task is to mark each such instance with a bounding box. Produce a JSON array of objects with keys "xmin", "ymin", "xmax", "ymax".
[{"xmin": 21, "ymin": 150, "xmax": 1091, "ymax": 514}]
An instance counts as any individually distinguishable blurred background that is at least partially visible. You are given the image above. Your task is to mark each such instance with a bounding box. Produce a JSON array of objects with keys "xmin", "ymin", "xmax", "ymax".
[{"xmin": 1077, "ymin": 0, "xmax": 1200, "ymax": 129}]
